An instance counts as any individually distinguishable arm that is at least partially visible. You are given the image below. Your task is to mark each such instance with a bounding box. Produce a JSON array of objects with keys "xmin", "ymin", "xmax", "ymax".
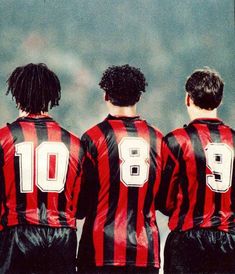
[
  {"xmin": 156, "ymin": 135, "xmax": 180, "ymax": 216},
  {"xmin": 76, "ymin": 133, "xmax": 98, "ymax": 219},
  {"xmin": 0, "ymin": 143, "xmax": 4, "ymax": 219}
]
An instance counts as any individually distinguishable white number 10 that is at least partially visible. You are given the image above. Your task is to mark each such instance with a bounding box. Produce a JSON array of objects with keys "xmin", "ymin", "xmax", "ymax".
[
  {"xmin": 15, "ymin": 142, "xmax": 69, "ymax": 193},
  {"xmin": 205, "ymin": 143, "xmax": 234, "ymax": 193}
]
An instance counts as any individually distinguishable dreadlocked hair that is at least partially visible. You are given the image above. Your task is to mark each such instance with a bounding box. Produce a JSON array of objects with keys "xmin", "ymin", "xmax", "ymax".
[
  {"xmin": 6, "ymin": 63, "xmax": 61, "ymax": 114},
  {"xmin": 99, "ymin": 64, "xmax": 147, "ymax": 106}
]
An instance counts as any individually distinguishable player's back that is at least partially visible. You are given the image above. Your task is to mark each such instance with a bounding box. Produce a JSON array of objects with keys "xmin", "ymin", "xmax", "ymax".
[
  {"xmin": 78, "ymin": 114, "xmax": 163, "ymax": 268},
  {"xmin": 162, "ymin": 118, "xmax": 235, "ymax": 232},
  {"xmin": 0, "ymin": 115, "xmax": 83, "ymax": 230}
]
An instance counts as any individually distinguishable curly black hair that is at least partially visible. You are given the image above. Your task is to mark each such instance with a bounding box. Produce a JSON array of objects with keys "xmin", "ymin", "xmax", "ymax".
[
  {"xmin": 185, "ymin": 67, "xmax": 224, "ymax": 110},
  {"xmin": 6, "ymin": 63, "xmax": 61, "ymax": 114},
  {"xmin": 99, "ymin": 64, "xmax": 147, "ymax": 106}
]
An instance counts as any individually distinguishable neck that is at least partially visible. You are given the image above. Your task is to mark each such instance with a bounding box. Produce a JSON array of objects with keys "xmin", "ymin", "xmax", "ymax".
[
  {"xmin": 107, "ymin": 102, "xmax": 137, "ymax": 117},
  {"xmin": 188, "ymin": 105, "xmax": 218, "ymax": 121},
  {"xmin": 19, "ymin": 110, "xmax": 49, "ymax": 118}
]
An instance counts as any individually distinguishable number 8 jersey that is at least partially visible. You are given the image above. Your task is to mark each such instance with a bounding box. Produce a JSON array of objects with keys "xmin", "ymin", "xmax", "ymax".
[
  {"xmin": 0, "ymin": 115, "xmax": 84, "ymax": 230},
  {"xmin": 159, "ymin": 118, "xmax": 235, "ymax": 232},
  {"xmin": 77, "ymin": 115, "xmax": 163, "ymax": 268}
]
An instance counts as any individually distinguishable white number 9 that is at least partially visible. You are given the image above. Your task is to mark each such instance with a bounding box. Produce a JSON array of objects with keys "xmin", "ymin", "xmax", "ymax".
[
  {"xmin": 118, "ymin": 137, "xmax": 150, "ymax": 187},
  {"xmin": 205, "ymin": 143, "xmax": 234, "ymax": 193}
]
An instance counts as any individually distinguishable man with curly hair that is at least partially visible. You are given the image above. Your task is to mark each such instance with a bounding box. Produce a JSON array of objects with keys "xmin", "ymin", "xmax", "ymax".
[{"xmin": 77, "ymin": 64, "xmax": 163, "ymax": 274}]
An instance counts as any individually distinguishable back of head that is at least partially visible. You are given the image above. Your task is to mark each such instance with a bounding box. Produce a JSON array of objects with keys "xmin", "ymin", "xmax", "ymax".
[
  {"xmin": 99, "ymin": 64, "xmax": 147, "ymax": 106},
  {"xmin": 185, "ymin": 67, "xmax": 224, "ymax": 110},
  {"xmin": 6, "ymin": 63, "xmax": 61, "ymax": 114}
]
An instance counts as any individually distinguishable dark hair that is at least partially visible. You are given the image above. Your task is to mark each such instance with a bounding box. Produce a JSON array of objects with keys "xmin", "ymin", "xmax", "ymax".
[
  {"xmin": 99, "ymin": 64, "xmax": 147, "ymax": 106},
  {"xmin": 6, "ymin": 63, "xmax": 61, "ymax": 114},
  {"xmin": 185, "ymin": 67, "xmax": 224, "ymax": 110}
]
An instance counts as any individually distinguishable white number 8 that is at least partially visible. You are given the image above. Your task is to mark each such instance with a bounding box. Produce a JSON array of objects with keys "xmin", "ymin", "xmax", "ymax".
[
  {"xmin": 118, "ymin": 137, "xmax": 150, "ymax": 187},
  {"xmin": 205, "ymin": 143, "xmax": 234, "ymax": 193}
]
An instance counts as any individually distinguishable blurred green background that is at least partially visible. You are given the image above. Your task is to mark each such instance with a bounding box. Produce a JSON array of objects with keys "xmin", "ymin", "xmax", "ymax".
[
  {"xmin": 0, "ymin": 0, "xmax": 234, "ymax": 270},
  {"xmin": 0, "ymin": 0, "xmax": 234, "ymax": 134}
]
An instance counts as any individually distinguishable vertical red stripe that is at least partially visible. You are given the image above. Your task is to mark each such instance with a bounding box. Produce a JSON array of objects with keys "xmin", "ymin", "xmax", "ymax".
[
  {"xmin": 48, "ymin": 155, "xmax": 56, "ymax": 179},
  {"xmin": 152, "ymin": 129, "xmax": 163, "ymax": 267},
  {"xmin": 155, "ymin": 130, "xmax": 163, "ymax": 195},
  {"xmin": 19, "ymin": 122, "xmax": 39, "ymax": 225},
  {"xmin": 0, "ymin": 204, "xmax": 5, "ymax": 230},
  {"xmin": 64, "ymin": 134, "xmax": 80, "ymax": 228},
  {"xmin": 150, "ymin": 201, "xmax": 160, "ymax": 268},
  {"xmin": 134, "ymin": 121, "xmax": 151, "ymax": 266},
  {"xmin": 109, "ymin": 120, "xmax": 128, "ymax": 266},
  {"xmin": 71, "ymin": 157, "xmax": 83, "ymax": 223},
  {"xmin": 193, "ymin": 124, "xmax": 215, "ymax": 229},
  {"xmin": 46, "ymin": 122, "xmax": 81, "ymax": 228},
  {"xmin": 46, "ymin": 122, "xmax": 61, "ymax": 227},
  {"xmin": 217, "ymin": 125, "xmax": 234, "ymax": 231},
  {"xmin": 168, "ymin": 186, "xmax": 183, "ymax": 230},
  {"xmin": 0, "ymin": 127, "xmax": 18, "ymax": 226}
]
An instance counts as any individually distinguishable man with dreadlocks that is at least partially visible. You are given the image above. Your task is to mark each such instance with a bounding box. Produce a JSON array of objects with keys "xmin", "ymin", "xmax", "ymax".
[
  {"xmin": 77, "ymin": 64, "xmax": 163, "ymax": 274},
  {"xmin": 0, "ymin": 63, "xmax": 84, "ymax": 274}
]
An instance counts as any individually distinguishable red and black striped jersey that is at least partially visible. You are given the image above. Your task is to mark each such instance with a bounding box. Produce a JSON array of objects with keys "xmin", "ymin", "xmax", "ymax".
[
  {"xmin": 0, "ymin": 115, "xmax": 84, "ymax": 230},
  {"xmin": 159, "ymin": 118, "xmax": 235, "ymax": 233},
  {"xmin": 77, "ymin": 114, "xmax": 163, "ymax": 268}
]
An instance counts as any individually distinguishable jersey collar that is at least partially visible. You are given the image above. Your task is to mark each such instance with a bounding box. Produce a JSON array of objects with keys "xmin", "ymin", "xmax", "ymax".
[
  {"xmin": 189, "ymin": 118, "xmax": 224, "ymax": 126},
  {"xmin": 16, "ymin": 114, "xmax": 54, "ymax": 122},
  {"xmin": 106, "ymin": 114, "xmax": 141, "ymax": 121}
]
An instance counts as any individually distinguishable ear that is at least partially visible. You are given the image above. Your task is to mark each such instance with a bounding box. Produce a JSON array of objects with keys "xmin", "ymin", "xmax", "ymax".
[
  {"xmin": 135, "ymin": 94, "xmax": 141, "ymax": 104},
  {"xmin": 104, "ymin": 93, "xmax": 109, "ymax": 101},
  {"xmin": 185, "ymin": 93, "xmax": 190, "ymax": 107}
]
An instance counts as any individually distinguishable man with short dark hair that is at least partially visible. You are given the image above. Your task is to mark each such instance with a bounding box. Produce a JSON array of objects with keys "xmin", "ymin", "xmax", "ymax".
[
  {"xmin": 0, "ymin": 63, "xmax": 84, "ymax": 274},
  {"xmin": 77, "ymin": 64, "xmax": 163, "ymax": 274},
  {"xmin": 159, "ymin": 67, "xmax": 235, "ymax": 273}
]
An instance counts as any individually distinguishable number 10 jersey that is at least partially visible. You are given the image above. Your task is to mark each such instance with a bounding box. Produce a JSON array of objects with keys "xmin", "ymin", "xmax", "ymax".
[
  {"xmin": 77, "ymin": 115, "xmax": 163, "ymax": 268},
  {"xmin": 0, "ymin": 116, "xmax": 84, "ymax": 230}
]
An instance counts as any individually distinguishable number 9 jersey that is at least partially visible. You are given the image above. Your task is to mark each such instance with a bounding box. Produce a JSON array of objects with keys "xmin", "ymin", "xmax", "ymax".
[
  {"xmin": 159, "ymin": 118, "xmax": 235, "ymax": 232},
  {"xmin": 77, "ymin": 114, "xmax": 163, "ymax": 268},
  {"xmin": 0, "ymin": 115, "xmax": 84, "ymax": 230}
]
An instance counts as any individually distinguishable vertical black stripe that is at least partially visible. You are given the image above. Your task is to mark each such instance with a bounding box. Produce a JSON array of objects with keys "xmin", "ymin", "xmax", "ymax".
[
  {"xmin": 98, "ymin": 121, "xmax": 120, "ymax": 264},
  {"xmin": 74, "ymin": 141, "xmax": 85, "ymax": 217},
  {"xmin": 175, "ymin": 160, "xmax": 189, "ymax": 229},
  {"xmin": 208, "ymin": 124, "xmax": 222, "ymax": 228},
  {"xmin": 123, "ymin": 120, "xmax": 139, "ymax": 264},
  {"xmin": 34, "ymin": 120, "xmax": 49, "ymax": 225},
  {"xmin": 186, "ymin": 125, "xmax": 207, "ymax": 227},
  {"xmin": 77, "ymin": 133, "xmax": 99, "ymax": 267},
  {"xmin": 157, "ymin": 156, "xmax": 176, "ymax": 215},
  {"xmin": 144, "ymin": 126, "xmax": 157, "ymax": 214},
  {"xmin": 8, "ymin": 122, "xmax": 27, "ymax": 224},
  {"xmin": 164, "ymin": 132, "xmax": 189, "ymax": 230},
  {"xmin": 77, "ymin": 140, "xmax": 84, "ymax": 176},
  {"xmin": 57, "ymin": 128, "xmax": 71, "ymax": 226},
  {"xmin": 229, "ymin": 129, "xmax": 235, "ymax": 232},
  {"xmin": 144, "ymin": 125, "xmax": 157, "ymax": 264},
  {"xmin": 0, "ymin": 143, "xmax": 7, "ymax": 228}
]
